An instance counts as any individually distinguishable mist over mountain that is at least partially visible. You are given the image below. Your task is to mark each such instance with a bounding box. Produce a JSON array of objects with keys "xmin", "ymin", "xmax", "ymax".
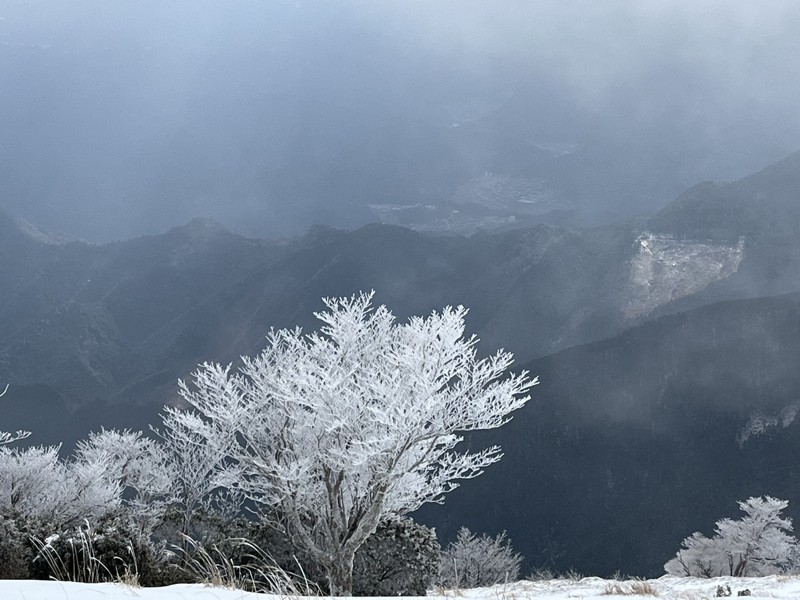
[{"xmin": 2, "ymin": 1, "xmax": 800, "ymax": 241}]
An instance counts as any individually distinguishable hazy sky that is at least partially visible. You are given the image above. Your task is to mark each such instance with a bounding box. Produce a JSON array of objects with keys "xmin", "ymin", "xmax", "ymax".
[{"xmin": 2, "ymin": 1, "xmax": 800, "ymax": 241}]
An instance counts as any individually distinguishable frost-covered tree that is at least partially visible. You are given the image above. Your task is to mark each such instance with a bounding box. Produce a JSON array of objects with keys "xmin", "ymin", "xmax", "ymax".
[
  {"xmin": 438, "ymin": 527, "xmax": 523, "ymax": 588},
  {"xmin": 74, "ymin": 429, "xmax": 176, "ymax": 542},
  {"xmin": 155, "ymin": 408, "xmax": 242, "ymax": 537},
  {"xmin": 0, "ymin": 385, "xmax": 30, "ymax": 446},
  {"xmin": 174, "ymin": 292, "xmax": 536, "ymax": 594},
  {"xmin": 0, "ymin": 444, "xmax": 119, "ymax": 525},
  {"xmin": 665, "ymin": 496, "xmax": 796, "ymax": 577}
]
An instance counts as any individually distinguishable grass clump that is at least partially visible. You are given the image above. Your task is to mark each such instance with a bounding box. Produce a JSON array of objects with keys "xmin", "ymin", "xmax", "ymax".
[
  {"xmin": 603, "ymin": 580, "xmax": 658, "ymax": 596},
  {"xmin": 30, "ymin": 520, "xmax": 141, "ymax": 585},
  {"xmin": 174, "ymin": 534, "xmax": 319, "ymax": 595},
  {"xmin": 528, "ymin": 566, "xmax": 584, "ymax": 581}
]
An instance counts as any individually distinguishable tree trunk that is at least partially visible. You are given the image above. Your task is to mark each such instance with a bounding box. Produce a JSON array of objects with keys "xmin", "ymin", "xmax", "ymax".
[
  {"xmin": 327, "ymin": 550, "xmax": 356, "ymax": 596},
  {"xmin": 733, "ymin": 556, "xmax": 748, "ymax": 577}
]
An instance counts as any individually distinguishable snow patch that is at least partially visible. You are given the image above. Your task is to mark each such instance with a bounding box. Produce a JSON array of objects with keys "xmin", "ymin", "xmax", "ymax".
[
  {"xmin": 622, "ymin": 233, "xmax": 744, "ymax": 320},
  {"xmin": 3, "ymin": 576, "xmax": 800, "ymax": 600}
]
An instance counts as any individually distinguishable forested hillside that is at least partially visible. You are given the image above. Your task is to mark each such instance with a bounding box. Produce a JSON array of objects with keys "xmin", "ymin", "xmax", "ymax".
[{"xmin": 419, "ymin": 292, "xmax": 800, "ymax": 576}]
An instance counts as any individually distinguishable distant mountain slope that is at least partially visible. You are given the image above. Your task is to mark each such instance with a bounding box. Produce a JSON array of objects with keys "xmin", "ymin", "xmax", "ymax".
[
  {"xmin": 0, "ymin": 216, "xmax": 282, "ymax": 407},
  {"xmin": 645, "ymin": 150, "xmax": 800, "ymax": 313},
  {"xmin": 650, "ymin": 150, "xmax": 800, "ymax": 241},
  {"xmin": 0, "ymin": 214, "xmax": 637, "ymax": 423},
  {"xmin": 418, "ymin": 292, "xmax": 800, "ymax": 577}
]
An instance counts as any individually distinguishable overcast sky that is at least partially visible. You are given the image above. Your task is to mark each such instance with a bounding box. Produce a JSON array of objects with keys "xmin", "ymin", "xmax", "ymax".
[{"xmin": 2, "ymin": 1, "xmax": 800, "ymax": 241}]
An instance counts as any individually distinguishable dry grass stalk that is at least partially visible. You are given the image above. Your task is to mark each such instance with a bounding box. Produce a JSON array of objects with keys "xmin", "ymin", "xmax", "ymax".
[
  {"xmin": 174, "ymin": 534, "xmax": 319, "ymax": 595},
  {"xmin": 603, "ymin": 580, "xmax": 658, "ymax": 596},
  {"xmin": 30, "ymin": 521, "xmax": 139, "ymax": 586}
]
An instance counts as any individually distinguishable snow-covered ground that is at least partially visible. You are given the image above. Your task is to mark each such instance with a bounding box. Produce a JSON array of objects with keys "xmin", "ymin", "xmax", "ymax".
[{"xmin": 3, "ymin": 576, "xmax": 800, "ymax": 600}]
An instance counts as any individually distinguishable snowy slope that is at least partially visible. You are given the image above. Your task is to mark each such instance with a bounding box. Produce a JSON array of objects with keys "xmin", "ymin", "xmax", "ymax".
[
  {"xmin": 3, "ymin": 577, "xmax": 800, "ymax": 600},
  {"xmin": 622, "ymin": 233, "xmax": 744, "ymax": 320}
]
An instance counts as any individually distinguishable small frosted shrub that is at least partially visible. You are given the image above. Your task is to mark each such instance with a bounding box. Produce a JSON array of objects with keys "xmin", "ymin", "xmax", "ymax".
[
  {"xmin": 0, "ymin": 511, "xmax": 35, "ymax": 578},
  {"xmin": 438, "ymin": 527, "xmax": 523, "ymax": 589},
  {"xmin": 353, "ymin": 515, "xmax": 440, "ymax": 596},
  {"xmin": 664, "ymin": 496, "xmax": 795, "ymax": 578}
]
